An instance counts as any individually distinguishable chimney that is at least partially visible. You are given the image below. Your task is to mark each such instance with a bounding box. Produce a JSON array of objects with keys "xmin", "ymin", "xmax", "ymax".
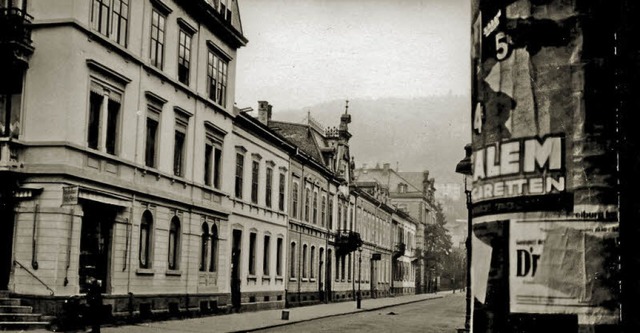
[{"xmin": 258, "ymin": 101, "xmax": 272, "ymax": 125}]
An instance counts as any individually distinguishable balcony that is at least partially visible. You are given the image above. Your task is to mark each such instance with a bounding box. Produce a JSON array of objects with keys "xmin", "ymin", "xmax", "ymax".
[
  {"xmin": 0, "ymin": 138, "xmax": 21, "ymax": 171},
  {"xmin": 393, "ymin": 242, "xmax": 406, "ymax": 259},
  {"xmin": 334, "ymin": 230, "xmax": 362, "ymax": 254},
  {"xmin": 0, "ymin": 5, "xmax": 35, "ymax": 68}
]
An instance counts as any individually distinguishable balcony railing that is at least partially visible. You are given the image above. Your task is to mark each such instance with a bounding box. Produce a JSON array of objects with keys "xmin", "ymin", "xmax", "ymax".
[
  {"xmin": 0, "ymin": 138, "xmax": 21, "ymax": 170},
  {"xmin": 0, "ymin": 6, "xmax": 34, "ymax": 66},
  {"xmin": 393, "ymin": 242, "xmax": 406, "ymax": 258},
  {"xmin": 334, "ymin": 230, "xmax": 362, "ymax": 254}
]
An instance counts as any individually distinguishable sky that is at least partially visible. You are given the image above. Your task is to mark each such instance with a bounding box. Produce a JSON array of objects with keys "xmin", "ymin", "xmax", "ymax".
[{"xmin": 235, "ymin": 0, "xmax": 471, "ymax": 111}]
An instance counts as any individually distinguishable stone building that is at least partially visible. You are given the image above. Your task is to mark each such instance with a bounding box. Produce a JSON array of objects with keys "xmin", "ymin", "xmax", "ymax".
[
  {"xmin": 354, "ymin": 164, "xmax": 438, "ymax": 294},
  {"xmin": 0, "ymin": 0, "xmax": 250, "ymax": 323}
]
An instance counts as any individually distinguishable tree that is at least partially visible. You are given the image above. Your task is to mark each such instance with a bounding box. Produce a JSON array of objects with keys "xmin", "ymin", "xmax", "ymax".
[{"xmin": 423, "ymin": 202, "xmax": 453, "ymax": 292}]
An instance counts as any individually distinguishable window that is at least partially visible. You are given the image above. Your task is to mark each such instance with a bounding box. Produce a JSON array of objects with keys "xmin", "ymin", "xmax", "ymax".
[
  {"xmin": 150, "ymin": 9, "xmax": 166, "ymax": 69},
  {"xmin": 199, "ymin": 223, "xmax": 209, "ymax": 272},
  {"xmin": 207, "ymin": 50, "xmax": 229, "ymax": 107},
  {"xmin": 310, "ymin": 246, "xmax": 315, "ymax": 279},
  {"xmin": 177, "ymin": 29, "xmax": 192, "ymax": 85},
  {"xmin": 87, "ymin": 83, "xmax": 121, "ymax": 155},
  {"xmin": 337, "ymin": 203, "xmax": 342, "ymax": 231},
  {"xmin": 312, "ymin": 191, "xmax": 318, "ymax": 224},
  {"xmin": 290, "ymin": 242, "xmax": 296, "ymax": 278},
  {"xmin": 304, "ymin": 188, "xmax": 310, "ymax": 222},
  {"xmin": 265, "ymin": 167, "xmax": 273, "ymax": 208},
  {"xmin": 168, "ymin": 216, "xmax": 180, "ymax": 270},
  {"xmin": 145, "ymin": 107, "xmax": 160, "ymax": 168},
  {"xmin": 341, "ymin": 255, "xmax": 346, "ymax": 280},
  {"xmin": 276, "ymin": 237, "xmax": 283, "ymax": 276},
  {"xmin": 278, "ymin": 173, "xmax": 285, "ymax": 211},
  {"xmin": 91, "ymin": 0, "xmax": 129, "ymax": 47},
  {"xmin": 251, "ymin": 161, "xmax": 259, "ymax": 204},
  {"xmin": 302, "ymin": 244, "xmax": 308, "ymax": 278},
  {"xmin": 328, "ymin": 195, "xmax": 333, "ymax": 230},
  {"xmin": 139, "ymin": 211, "xmax": 153, "ymax": 269},
  {"xmin": 204, "ymin": 128, "xmax": 223, "ymax": 189},
  {"xmin": 398, "ymin": 183, "xmax": 408, "ymax": 193},
  {"xmin": 263, "ymin": 235, "xmax": 271, "ymax": 275},
  {"xmin": 292, "ymin": 182, "xmax": 299, "ymax": 219},
  {"xmin": 235, "ymin": 153, "xmax": 244, "ymax": 198},
  {"xmin": 173, "ymin": 115, "xmax": 188, "ymax": 177},
  {"xmin": 321, "ymin": 195, "xmax": 326, "ymax": 227},
  {"xmin": 210, "ymin": 225, "xmax": 218, "ymax": 272},
  {"xmin": 249, "ymin": 232, "xmax": 257, "ymax": 275}
]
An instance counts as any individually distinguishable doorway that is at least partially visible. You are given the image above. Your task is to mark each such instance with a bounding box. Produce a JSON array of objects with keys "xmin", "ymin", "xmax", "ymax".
[
  {"xmin": 0, "ymin": 206, "xmax": 15, "ymax": 290},
  {"xmin": 326, "ymin": 249, "xmax": 332, "ymax": 301},
  {"xmin": 231, "ymin": 229, "xmax": 242, "ymax": 310},
  {"xmin": 79, "ymin": 201, "xmax": 116, "ymax": 293}
]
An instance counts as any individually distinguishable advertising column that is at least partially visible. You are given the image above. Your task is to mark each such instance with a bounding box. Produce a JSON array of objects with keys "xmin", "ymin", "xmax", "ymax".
[{"xmin": 470, "ymin": 1, "xmax": 620, "ymax": 332}]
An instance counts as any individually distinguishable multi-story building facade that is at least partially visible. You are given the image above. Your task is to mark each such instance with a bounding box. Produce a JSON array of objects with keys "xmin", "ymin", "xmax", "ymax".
[
  {"xmin": 263, "ymin": 104, "xmax": 369, "ymax": 306},
  {"xmin": 354, "ymin": 164, "xmax": 438, "ymax": 294},
  {"xmin": 0, "ymin": 0, "xmax": 249, "ymax": 322},
  {"xmin": 227, "ymin": 106, "xmax": 293, "ymax": 311}
]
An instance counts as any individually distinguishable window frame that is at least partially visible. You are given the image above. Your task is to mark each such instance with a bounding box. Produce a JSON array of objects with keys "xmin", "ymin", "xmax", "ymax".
[
  {"xmin": 278, "ymin": 172, "xmax": 286, "ymax": 211},
  {"xmin": 139, "ymin": 210, "xmax": 154, "ymax": 269},
  {"xmin": 251, "ymin": 160, "xmax": 260, "ymax": 204},
  {"xmin": 177, "ymin": 28, "xmax": 192, "ymax": 85},
  {"xmin": 235, "ymin": 152, "xmax": 245, "ymax": 198},
  {"xmin": 145, "ymin": 105, "xmax": 161, "ymax": 168},
  {"xmin": 206, "ymin": 47, "xmax": 229, "ymax": 107},
  {"xmin": 199, "ymin": 223, "xmax": 209, "ymax": 272},
  {"xmin": 276, "ymin": 237, "xmax": 283, "ymax": 276},
  {"xmin": 265, "ymin": 166, "xmax": 273, "ymax": 208},
  {"xmin": 248, "ymin": 232, "xmax": 257, "ymax": 275},
  {"xmin": 87, "ymin": 80, "xmax": 123, "ymax": 155},
  {"xmin": 173, "ymin": 113, "xmax": 188, "ymax": 177},
  {"xmin": 90, "ymin": 0, "xmax": 130, "ymax": 47},
  {"xmin": 263, "ymin": 234, "xmax": 271, "ymax": 276},
  {"xmin": 167, "ymin": 216, "xmax": 181, "ymax": 270},
  {"xmin": 150, "ymin": 8, "xmax": 167, "ymax": 69}
]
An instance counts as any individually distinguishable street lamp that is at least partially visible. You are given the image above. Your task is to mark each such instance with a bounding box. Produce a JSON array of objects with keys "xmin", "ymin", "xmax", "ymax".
[
  {"xmin": 455, "ymin": 144, "xmax": 472, "ymax": 332},
  {"xmin": 357, "ymin": 246, "xmax": 363, "ymax": 309}
]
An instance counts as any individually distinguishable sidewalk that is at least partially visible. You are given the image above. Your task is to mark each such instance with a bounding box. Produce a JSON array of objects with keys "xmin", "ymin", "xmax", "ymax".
[{"xmin": 20, "ymin": 291, "xmax": 455, "ymax": 333}]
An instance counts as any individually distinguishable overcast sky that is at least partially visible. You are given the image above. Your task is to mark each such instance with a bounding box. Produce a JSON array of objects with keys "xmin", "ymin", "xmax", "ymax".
[{"xmin": 235, "ymin": 0, "xmax": 471, "ymax": 111}]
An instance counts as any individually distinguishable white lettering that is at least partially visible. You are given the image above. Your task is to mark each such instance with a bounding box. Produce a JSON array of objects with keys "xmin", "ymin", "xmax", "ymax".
[
  {"xmin": 486, "ymin": 145, "xmax": 500, "ymax": 177},
  {"xmin": 473, "ymin": 149, "xmax": 486, "ymax": 181},
  {"xmin": 500, "ymin": 141, "xmax": 520, "ymax": 175},
  {"xmin": 523, "ymin": 137, "xmax": 562, "ymax": 172}
]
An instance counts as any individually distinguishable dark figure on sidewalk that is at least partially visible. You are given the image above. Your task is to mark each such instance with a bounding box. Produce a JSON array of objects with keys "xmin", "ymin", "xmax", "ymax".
[
  {"xmin": 86, "ymin": 277, "xmax": 103, "ymax": 333},
  {"xmin": 451, "ymin": 277, "xmax": 455, "ymax": 293}
]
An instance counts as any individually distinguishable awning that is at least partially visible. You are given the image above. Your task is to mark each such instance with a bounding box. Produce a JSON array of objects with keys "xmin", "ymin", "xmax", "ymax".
[{"xmin": 78, "ymin": 189, "xmax": 130, "ymax": 207}]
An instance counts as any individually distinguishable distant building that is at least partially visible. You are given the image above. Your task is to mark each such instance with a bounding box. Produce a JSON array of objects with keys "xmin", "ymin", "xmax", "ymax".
[{"xmin": 354, "ymin": 164, "xmax": 438, "ymax": 294}]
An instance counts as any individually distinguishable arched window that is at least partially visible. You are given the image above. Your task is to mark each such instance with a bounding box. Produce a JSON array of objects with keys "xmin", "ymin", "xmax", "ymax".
[
  {"xmin": 168, "ymin": 216, "xmax": 180, "ymax": 270},
  {"xmin": 304, "ymin": 188, "xmax": 310, "ymax": 222},
  {"xmin": 210, "ymin": 224, "xmax": 218, "ymax": 272},
  {"xmin": 139, "ymin": 210, "xmax": 153, "ymax": 269},
  {"xmin": 200, "ymin": 223, "xmax": 209, "ymax": 272},
  {"xmin": 302, "ymin": 244, "xmax": 308, "ymax": 278},
  {"xmin": 312, "ymin": 191, "xmax": 318, "ymax": 224},
  {"xmin": 290, "ymin": 242, "xmax": 296, "ymax": 278},
  {"xmin": 310, "ymin": 246, "xmax": 315, "ymax": 278}
]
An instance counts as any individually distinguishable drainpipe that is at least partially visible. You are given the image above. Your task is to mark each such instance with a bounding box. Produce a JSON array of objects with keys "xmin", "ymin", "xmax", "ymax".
[
  {"xmin": 64, "ymin": 209, "xmax": 75, "ymax": 286},
  {"xmin": 31, "ymin": 203, "xmax": 39, "ymax": 270}
]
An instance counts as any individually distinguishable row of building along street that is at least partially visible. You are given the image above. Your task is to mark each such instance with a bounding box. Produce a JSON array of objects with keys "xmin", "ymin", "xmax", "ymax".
[{"xmin": 0, "ymin": 0, "xmax": 456, "ymax": 330}]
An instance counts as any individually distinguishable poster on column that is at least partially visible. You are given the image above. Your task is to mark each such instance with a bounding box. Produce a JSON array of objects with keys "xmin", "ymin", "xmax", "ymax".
[
  {"xmin": 471, "ymin": 0, "xmax": 620, "ymax": 326},
  {"xmin": 509, "ymin": 219, "xmax": 619, "ymax": 321}
]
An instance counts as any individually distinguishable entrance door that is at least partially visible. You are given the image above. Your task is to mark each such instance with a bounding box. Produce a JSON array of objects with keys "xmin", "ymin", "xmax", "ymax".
[
  {"xmin": 0, "ymin": 206, "xmax": 15, "ymax": 290},
  {"xmin": 79, "ymin": 202, "xmax": 115, "ymax": 293},
  {"xmin": 318, "ymin": 248, "xmax": 324, "ymax": 301},
  {"xmin": 231, "ymin": 229, "xmax": 242, "ymax": 310},
  {"xmin": 326, "ymin": 249, "xmax": 332, "ymax": 301}
]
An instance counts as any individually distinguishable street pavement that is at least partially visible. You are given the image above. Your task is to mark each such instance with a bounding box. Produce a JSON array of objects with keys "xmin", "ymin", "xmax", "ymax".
[
  {"xmin": 256, "ymin": 292, "xmax": 466, "ymax": 333},
  {"xmin": 14, "ymin": 290, "xmax": 461, "ymax": 333}
]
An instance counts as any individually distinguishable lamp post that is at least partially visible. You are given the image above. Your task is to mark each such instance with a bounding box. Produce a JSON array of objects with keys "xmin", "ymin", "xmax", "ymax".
[
  {"xmin": 357, "ymin": 246, "xmax": 363, "ymax": 309},
  {"xmin": 455, "ymin": 144, "xmax": 472, "ymax": 332}
]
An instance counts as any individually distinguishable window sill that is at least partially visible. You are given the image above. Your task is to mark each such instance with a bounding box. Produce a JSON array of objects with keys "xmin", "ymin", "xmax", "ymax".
[
  {"xmin": 165, "ymin": 270, "xmax": 182, "ymax": 276},
  {"xmin": 262, "ymin": 276, "xmax": 271, "ymax": 281},
  {"xmin": 136, "ymin": 268, "xmax": 155, "ymax": 276},
  {"xmin": 301, "ymin": 278, "xmax": 308, "ymax": 282},
  {"xmin": 275, "ymin": 276, "xmax": 284, "ymax": 281},
  {"xmin": 289, "ymin": 277, "xmax": 297, "ymax": 282},
  {"xmin": 247, "ymin": 274, "xmax": 257, "ymax": 281},
  {"xmin": 309, "ymin": 278, "xmax": 317, "ymax": 282}
]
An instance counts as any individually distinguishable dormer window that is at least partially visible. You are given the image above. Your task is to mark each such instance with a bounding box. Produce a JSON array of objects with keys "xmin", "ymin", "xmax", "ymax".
[{"xmin": 398, "ymin": 183, "xmax": 408, "ymax": 193}]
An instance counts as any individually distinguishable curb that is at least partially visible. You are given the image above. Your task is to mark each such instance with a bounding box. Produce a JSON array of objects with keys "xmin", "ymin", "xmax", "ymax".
[{"xmin": 231, "ymin": 294, "xmax": 448, "ymax": 333}]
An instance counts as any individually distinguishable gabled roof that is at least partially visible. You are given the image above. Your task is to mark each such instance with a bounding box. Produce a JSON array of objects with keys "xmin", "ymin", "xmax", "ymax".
[{"xmin": 269, "ymin": 120, "xmax": 325, "ymax": 163}]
